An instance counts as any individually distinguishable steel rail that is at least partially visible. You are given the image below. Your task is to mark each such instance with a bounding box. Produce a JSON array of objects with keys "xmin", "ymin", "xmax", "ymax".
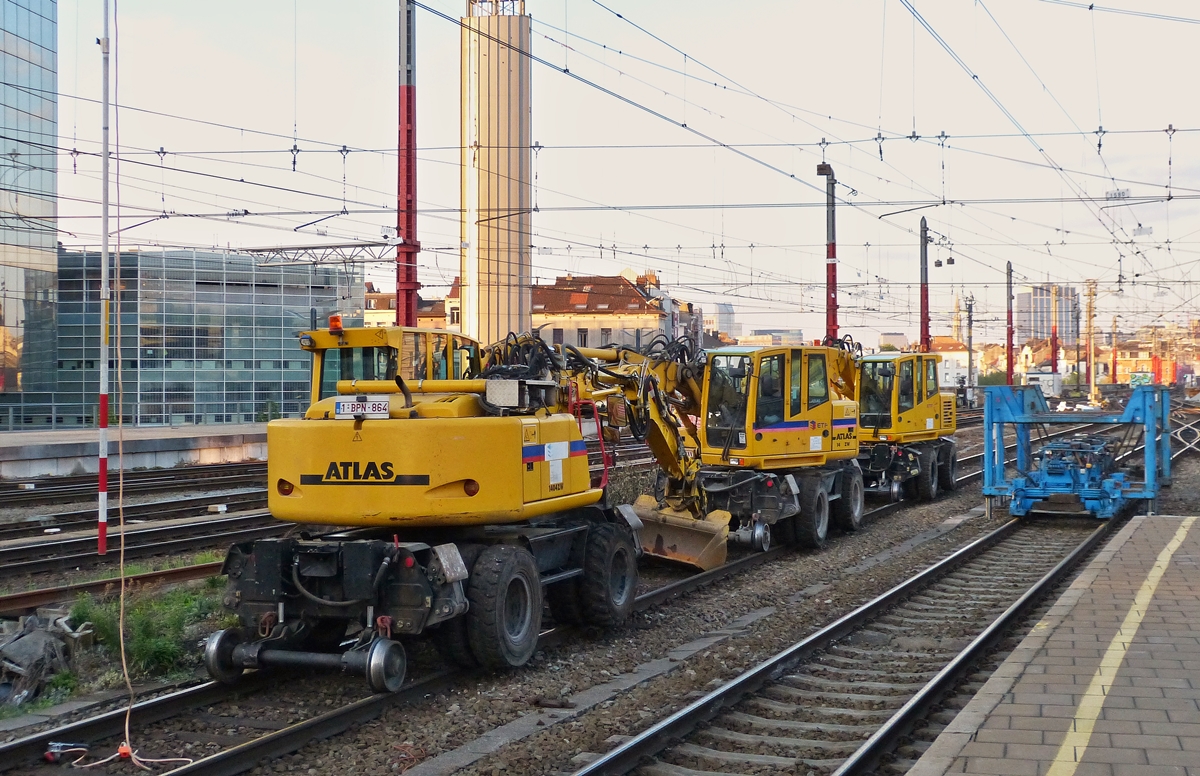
[
  {"xmin": 0, "ymin": 679, "xmax": 263, "ymax": 772},
  {"xmin": 570, "ymin": 518, "xmax": 1028, "ymax": 776},
  {"xmin": 0, "ymin": 474, "xmax": 268, "ymax": 507},
  {"xmin": 831, "ymin": 519, "xmax": 1112, "ymax": 774},
  {"xmin": 0, "ymin": 519, "xmax": 281, "ymax": 578},
  {"xmin": 0, "ymin": 461, "xmax": 266, "ymax": 493},
  {"xmin": 0, "ymin": 465, "xmax": 268, "ymax": 506},
  {"xmin": 0, "ymin": 561, "xmax": 718, "ymax": 776},
  {"xmin": 160, "ymin": 670, "xmax": 458, "ymax": 776},
  {"xmin": 0, "ymin": 490, "xmax": 267, "ymax": 541},
  {"xmin": 829, "ymin": 433, "xmax": 1189, "ymax": 774},
  {"xmin": 0, "ymin": 511, "xmax": 274, "ymax": 562},
  {"xmin": 0, "ymin": 562, "xmax": 224, "ymax": 616},
  {"xmin": 574, "ymin": 433, "xmax": 1187, "ymax": 775}
]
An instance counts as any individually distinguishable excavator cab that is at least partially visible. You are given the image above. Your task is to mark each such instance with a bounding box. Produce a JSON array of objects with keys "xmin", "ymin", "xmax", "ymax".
[
  {"xmin": 856, "ymin": 353, "xmax": 958, "ymax": 500},
  {"xmin": 700, "ymin": 346, "xmax": 859, "ymax": 467},
  {"xmin": 857, "ymin": 353, "xmax": 954, "ymax": 443}
]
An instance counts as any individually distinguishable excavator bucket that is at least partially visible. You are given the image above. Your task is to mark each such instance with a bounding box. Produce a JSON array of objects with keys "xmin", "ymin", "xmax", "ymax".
[{"xmin": 632, "ymin": 495, "xmax": 731, "ymax": 571}]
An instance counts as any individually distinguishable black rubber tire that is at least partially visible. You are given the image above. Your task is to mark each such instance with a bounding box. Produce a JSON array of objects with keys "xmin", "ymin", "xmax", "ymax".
[
  {"xmin": 773, "ymin": 513, "xmax": 799, "ymax": 547},
  {"xmin": 795, "ymin": 480, "xmax": 830, "ymax": 549},
  {"xmin": 938, "ymin": 442, "xmax": 959, "ymax": 493},
  {"xmin": 579, "ymin": 523, "xmax": 638, "ymax": 627},
  {"xmin": 546, "ymin": 536, "xmax": 587, "ymax": 626},
  {"xmin": 831, "ymin": 468, "xmax": 865, "ymax": 532},
  {"xmin": 432, "ymin": 543, "xmax": 484, "ymax": 668},
  {"xmin": 917, "ymin": 448, "xmax": 940, "ymax": 501},
  {"xmin": 465, "ymin": 544, "xmax": 543, "ymax": 670}
]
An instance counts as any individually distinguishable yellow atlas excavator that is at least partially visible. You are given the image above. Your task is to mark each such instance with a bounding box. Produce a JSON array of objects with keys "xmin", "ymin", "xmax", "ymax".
[{"xmin": 205, "ymin": 324, "xmax": 865, "ymax": 691}]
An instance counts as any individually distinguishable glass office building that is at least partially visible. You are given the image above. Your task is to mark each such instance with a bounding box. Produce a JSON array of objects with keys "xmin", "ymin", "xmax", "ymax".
[
  {"xmin": 0, "ymin": 0, "xmax": 58, "ymax": 396},
  {"xmin": 0, "ymin": 247, "xmax": 363, "ymax": 428}
]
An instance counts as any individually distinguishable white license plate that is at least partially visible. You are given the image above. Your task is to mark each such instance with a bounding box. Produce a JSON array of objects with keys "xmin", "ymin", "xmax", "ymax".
[{"xmin": 334, "ymin": 400, "xmax": 390, "ymax": 419}]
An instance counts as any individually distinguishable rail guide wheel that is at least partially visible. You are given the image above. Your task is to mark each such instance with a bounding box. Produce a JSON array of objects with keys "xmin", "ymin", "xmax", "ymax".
[
  {"xmin": 365, "ymin": 638, "xmax": 407, "ymax": 693},
  {"xmin": 204, "ymin": 628, "xmax": 245, "ymax": 685}
]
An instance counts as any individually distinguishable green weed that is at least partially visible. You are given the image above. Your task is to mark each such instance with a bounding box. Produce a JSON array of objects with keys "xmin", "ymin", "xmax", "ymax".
[{"xmin": 70, "ymin": 584, "xmax": 222, "ymax": 675}]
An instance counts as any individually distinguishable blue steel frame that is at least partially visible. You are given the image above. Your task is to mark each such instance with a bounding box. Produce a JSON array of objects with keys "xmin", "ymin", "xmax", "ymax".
[{"xmin": 982, "ymin": 385, "xmax": 1171, "ymax": 517}]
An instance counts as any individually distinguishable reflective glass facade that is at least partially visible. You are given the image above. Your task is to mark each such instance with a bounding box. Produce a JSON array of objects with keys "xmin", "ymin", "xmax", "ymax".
[
  {"xmin": 0, "ymin": 248, "xmax": 363, "ymax": 428},
  {"xmin": 0, "ymin": 0, "xmax": 58, "ymax": 394}
]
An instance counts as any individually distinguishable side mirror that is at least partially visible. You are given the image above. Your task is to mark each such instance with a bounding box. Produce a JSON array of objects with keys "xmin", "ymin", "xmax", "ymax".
[{"xmin": 880, "ymin": 365, "xmax": 895, "ymax": 378}]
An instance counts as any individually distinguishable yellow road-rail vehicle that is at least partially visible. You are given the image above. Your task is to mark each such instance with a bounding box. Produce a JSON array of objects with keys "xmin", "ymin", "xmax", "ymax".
[
  {"xmin": 205, "ymin": 325, "xmax": 869, "ymax": 691},
  {"xmin": 857, "ymin": 351, "xmax": 959, "ymax": 502}
]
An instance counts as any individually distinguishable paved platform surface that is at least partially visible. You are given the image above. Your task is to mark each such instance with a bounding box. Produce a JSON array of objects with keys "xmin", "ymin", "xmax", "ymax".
[
  {"xmin": 0, "ymin": 424, "xmax": 266, "ymax": 479},
  {"xmin": 910, "ymin": 514, "xmax": 1200, "ymax": 776}
]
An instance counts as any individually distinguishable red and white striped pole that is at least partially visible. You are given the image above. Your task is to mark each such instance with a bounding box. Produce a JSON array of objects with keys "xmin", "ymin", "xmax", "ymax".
[
  {"xmin": 919, "ymin": 217, "xmax": 931, "ymax": 352},
  {"xmin": 817, "ymin": 163, "xmax": 838, "ymax": 342},
  {"xmin": 395, "ymin": 0, "xmax": 421, "ymax": 326},
  {"xmin": 97, "ymin": 0, "xmax": 111, "ymax": 555}
]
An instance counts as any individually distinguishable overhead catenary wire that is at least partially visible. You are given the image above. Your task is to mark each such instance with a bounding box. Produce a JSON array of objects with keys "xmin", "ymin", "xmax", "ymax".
[
  {"xmin": 897, "ymin": 0, "xmax": 1151, "ymax": 269},
  {"xmin": 1039, "ymin": 0, "xmax": 1200, "ymax": 26},
  {"xmin": 37, "ymin": 2, "xmax": 1200, "ymax": 335}
]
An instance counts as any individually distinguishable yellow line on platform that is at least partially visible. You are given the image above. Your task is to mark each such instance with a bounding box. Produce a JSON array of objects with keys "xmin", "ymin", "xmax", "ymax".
[{"xmin": 1045, "ymin": 516, "xmax": 1196, "ymax": 776}]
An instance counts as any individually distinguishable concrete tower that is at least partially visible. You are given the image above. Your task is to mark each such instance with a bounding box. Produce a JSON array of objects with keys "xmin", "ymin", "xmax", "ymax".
[{"xmin": 460, "ymin": 0, "xmax": 532, "ymax": 345}]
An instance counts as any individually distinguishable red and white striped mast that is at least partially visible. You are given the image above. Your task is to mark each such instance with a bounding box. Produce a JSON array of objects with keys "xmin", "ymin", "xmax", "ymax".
[
  {"xmin": 396, "ymin": 0, "xmax": 421, "ymax": 325},
  {"xmin": 97, "ymin": 0, "xmax": 111, "ymax": 555},
  {"xmin": 817, "ymin": 163, "xmax": 838, "ymax": 342}
]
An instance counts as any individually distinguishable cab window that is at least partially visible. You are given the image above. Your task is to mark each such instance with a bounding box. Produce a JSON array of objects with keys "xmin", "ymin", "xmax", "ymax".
[
  {"xmin": 789, "ymin": 351, "xmax": 803, "ymax": 416},
  {"xmin": 453, "ymin": 339, "xmax": 477, "ymax": 378},
  {"xmin": 898, "ymin": 358, "xmax": 915, "ymax": 413},
  {"xmin": 756, "ymin": 354, "xmax": 785, "ymax": 427},
  {"xmin": 319, "ymin": 346, "xmax": 398, "ymax": 400},
  {"xmin": 925, "ymin": 359, "xmax": 938, "ymax": 400},
  {"xmin": 400, "ymin": 332, "xmax": 426, "ymax": 379},
  {"xmin": 431, "ymin": 333, "xmax": 449, "ymax": 379},
  {"xmin": 705, "ymin": 354, "xmax": 751, "ymax": 449},
  {"xmin": 807, "ymin": 354, "xmax": 829, "ymax": 409}
]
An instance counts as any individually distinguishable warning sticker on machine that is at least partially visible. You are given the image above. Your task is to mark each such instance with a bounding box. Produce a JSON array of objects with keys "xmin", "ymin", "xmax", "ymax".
[
  {"xmin": 548, "ymin": 459, "xmax": 563, "ymax": 485},
  {"xmin": 809, "ymin": 436, "xmax": 822, "ymax": 451}
]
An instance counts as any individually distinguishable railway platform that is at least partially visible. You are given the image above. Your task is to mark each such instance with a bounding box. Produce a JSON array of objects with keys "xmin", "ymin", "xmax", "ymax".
[
  {"xmin": 0, "ymin": 423, "xmax": 266, "ymax": 480},
  {"xmin": 910, "ymin": 514, "xmax": 1200, "ymax": 776}
]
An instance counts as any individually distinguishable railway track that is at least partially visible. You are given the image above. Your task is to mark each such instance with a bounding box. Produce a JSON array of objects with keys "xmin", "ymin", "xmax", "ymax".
[
  {"xmin": 0, "ymin": 516, "xmax": 1105, "ymax": 776},
  {"xmin": 0, "ymin": 440, "xmax": 999, "ymax": 770},
  {"xmin": 0, "ymin": 511, "xmax": 280, "ymax": 578},
  {"xmin": 569, "ymin": 438, "xmax": 1187, "ymax": 776},
  {"xmin": 0, "ymin": 461, "xmax": 267, "ymax": 507},
  {"xmin": 0, "ymin": 433, "xmax": 1181, "ymax": 775},
  {"xmin": 0, "ymin": 489, "xmax": 267, "ymax": 542},
  {"xmin": 572, "ymin": 517, "xmax": 1109, "ymax": 776}
]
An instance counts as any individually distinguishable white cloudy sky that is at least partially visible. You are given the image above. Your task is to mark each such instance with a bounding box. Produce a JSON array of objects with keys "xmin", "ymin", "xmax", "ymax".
[{"xmin": 54, "ymin": 0, "xmax": 1200, "ymax": 344}]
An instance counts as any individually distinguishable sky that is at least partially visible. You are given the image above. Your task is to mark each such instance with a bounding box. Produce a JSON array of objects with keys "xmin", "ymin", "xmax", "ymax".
[{"xmin": 52, "ymin": 0, "xmax": 1200, "ymax": 345}]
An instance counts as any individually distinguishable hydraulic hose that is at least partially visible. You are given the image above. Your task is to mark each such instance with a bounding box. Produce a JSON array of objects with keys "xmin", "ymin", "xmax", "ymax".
[{"xmin": 291, "ymin": 564, "xmax": 364, "ymax": 608}]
